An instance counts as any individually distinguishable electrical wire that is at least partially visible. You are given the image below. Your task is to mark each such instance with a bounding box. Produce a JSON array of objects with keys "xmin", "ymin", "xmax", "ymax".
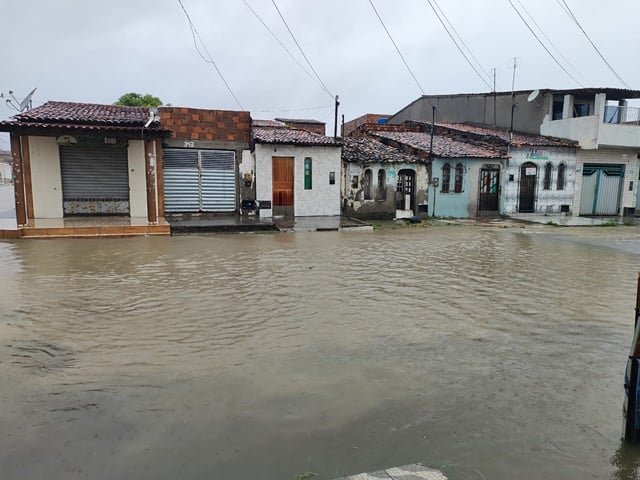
[
  {"xmin": 556, "ymin": 0, "xmax": 630, "ymax": 89},
  {"xmin": 506, "ymin": 0, "xmax": 584, "ymax": 87},
  {"xmin": 270, "ymin": 0, "xmax": 334, "ymax": 99},
  {"xmin": 243, "ymin": 0, "xmax": 331, "ymax": 97},
  {"xmin": 253, "ymin": 104, "xmax": 333, "ymax": 113},
  {"xmin": 368, "ymin": 0, "xmax": 425, "ymax": 95},
  {"xmin": 177, "ymin": 0, "xmax": 244, "ymax": 110},
  {"xmin": 427, "ymin": 0, "xmax": 494, "ymax": 90},
  {"xmin": 515, "ymin": 0, "xmax": 587, "ymax": 85}
]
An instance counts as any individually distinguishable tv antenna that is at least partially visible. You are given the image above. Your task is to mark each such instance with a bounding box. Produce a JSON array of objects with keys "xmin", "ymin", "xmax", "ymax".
[{"xmin": 1, "ymin": 87, "xmax": 37, "ymax": 112}]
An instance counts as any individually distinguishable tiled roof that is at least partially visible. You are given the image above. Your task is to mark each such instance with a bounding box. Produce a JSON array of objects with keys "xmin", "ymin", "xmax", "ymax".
[
  {"xmin": 0, "ymin": 101, "xmax": 169, "ymax": 135},
  {"xmin": 371, "ymin": 130, "xmax": 507, "ymax": 159},
  {"xmin": 13, "ymin": 101, "xmax": 152, "ymax": 126},
  {"xmin": 275, "ymin": 118, "xmax": 325, "ymax": 125},
  {"xmin": 252, "ymin": 119, "xmax": 286, "ymax": 127},
  {"xmin": 253, "ymin": 125, "xmax": 339, "ymax": 146},
  {"xmin": 342, "ymin": 136, "xmax": 426, "ymax": 164},
  {"xmin": 435, "ymin": 122, "xmax": 577, "ymax": 147}
]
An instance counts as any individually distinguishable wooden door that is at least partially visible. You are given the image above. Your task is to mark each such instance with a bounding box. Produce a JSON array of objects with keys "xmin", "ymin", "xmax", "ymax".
[
  {"xmin": 478, "ymin": 166, "xmax": 500, "ymax": 216},
  {"xmin": 272, "ymin": 156, "xmax": 294, "ymax": 216}
]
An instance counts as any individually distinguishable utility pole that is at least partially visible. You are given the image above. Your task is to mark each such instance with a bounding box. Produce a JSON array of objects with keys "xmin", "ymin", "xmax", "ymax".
[
  {"xmin": 333, "ymin": 95, "xmax": 340, "ymax": 140},
  {"xmin": 492, "ymin": 68, "xmax": 497, "ymax": 126},
  {"xmin": 509, "ymin": 58, "xmax": 518, "ymax": 143}
]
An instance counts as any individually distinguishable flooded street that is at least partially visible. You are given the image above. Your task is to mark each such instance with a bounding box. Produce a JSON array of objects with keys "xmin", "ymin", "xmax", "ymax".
[{"xmin": 2, "ymin": 224, "xmax": 640, "ymax": 479}]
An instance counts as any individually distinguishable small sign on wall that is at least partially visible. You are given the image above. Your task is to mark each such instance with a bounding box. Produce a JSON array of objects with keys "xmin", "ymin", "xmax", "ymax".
[{"xmin": 525, "ymin": 167, "xmax": 536, "ymax": 176}]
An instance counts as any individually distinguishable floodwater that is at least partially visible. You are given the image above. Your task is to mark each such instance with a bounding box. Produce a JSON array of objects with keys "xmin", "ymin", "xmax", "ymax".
[{"xmin": 2, "ymin": 224, "xmax": 640, "ymax": 480}]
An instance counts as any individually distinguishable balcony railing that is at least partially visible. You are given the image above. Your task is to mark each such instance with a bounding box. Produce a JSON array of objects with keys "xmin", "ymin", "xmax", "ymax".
[{"xmin": 604, "ymin": 105, "xmax": 640, "ymax": 125}]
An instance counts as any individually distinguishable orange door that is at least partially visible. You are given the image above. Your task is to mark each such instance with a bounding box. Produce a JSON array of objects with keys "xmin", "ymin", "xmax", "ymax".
[{"xmin": 272, "ymin": 157, "xmax": 294, "ymax": 207}]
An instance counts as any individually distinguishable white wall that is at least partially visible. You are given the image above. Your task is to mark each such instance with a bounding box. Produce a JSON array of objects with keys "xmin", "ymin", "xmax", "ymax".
[
  {"xmin": 255, "ymin": 144, "xmax": 341, "ymax": 217},
  {"xmin": 128, "ymin": 140, "xmax": 147, "ymax": 218},
  {"xmin": 0, "ymin": 163, "xmax": 11, "ymax": 184},
  {"xmin": 29, "ymin": 136, "xmax": 63, "ymax": 218},
  {"xmin": 540, "ymin": 115, "xmax": 599, "ymax": 149},
  {"xmin": 503, "ymin": 147, "xmax": 577, "ymax": 214}
]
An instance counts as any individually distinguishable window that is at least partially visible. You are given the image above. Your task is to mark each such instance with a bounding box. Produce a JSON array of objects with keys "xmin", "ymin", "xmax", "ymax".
[
  {"xmin": 573, "ymin": 102, "xmax": 590, "ymax": 117},
  {"xmin": 552, "ymin": 95, "xmax": 564, "ymax": 120},
  {"xmin": 543, "ymin": 162, "xmax": 553, "ymax": 190},
  {"xmin": 557, "ymin": 163, "xmax": 566, "ymax": 190},
  {"xmin": 351, "ymin": 175, "xmax": 359, "ymax": 189},
  {"xmin": 441, "ymin": 163, "xmax": 451, "ymax": 193},
  {"xmin": 304, "ymin": 157, "xmax": 312, "ymax": 190},
  {"xmin": 454, "ymin": 163, "xmax": 464, "ymax": 193},
  {"xmin": 376, "ymin": 169, "xmax": 386, "ymax": 200},
  {"xmin": 363, "ymin": 168, "xmax": 372, "ymax": 200}
]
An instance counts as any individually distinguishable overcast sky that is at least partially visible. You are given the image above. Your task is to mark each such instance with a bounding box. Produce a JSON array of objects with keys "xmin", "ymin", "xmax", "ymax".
[{"xmin": 1, "ymin": 0, "xmax": 639, "ymax": 149}]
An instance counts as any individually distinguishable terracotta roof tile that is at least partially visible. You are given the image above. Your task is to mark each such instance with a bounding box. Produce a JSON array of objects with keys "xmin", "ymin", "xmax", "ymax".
[
  {"xmin": 371, "ymin": 130, "xmax": 508, "ymax": 159},
  {"xmin": 13, "ymin": 101, "xmax": 152, "ymax": 126},
  {"xmin": 435, "ymin": 122, "xmax": 577, "ymax": 147},
  {"xmin": 252, "ymin": 119, "xmax": 287, "ymax": 127},
  {"xmin": 342, "ymin": 136, "xmax": 426, "ymax": 164},
  {"xmin": 253, "ymin": 125, "xmax": 339, "ymax": 146}
]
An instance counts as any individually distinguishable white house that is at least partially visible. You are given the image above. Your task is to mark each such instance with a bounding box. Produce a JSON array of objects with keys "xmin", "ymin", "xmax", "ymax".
[{"xmin": 250, "ymin": 120, "xmax": 341, "ymax": 218}]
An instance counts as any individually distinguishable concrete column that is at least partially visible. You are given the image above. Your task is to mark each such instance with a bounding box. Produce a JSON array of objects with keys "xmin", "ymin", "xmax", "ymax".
[
  {"xmin": 562, "ymin": 95, "xmax": 574, "ymax": 119},
  {"xmin": 594, "ymin": 93, "xmax": 607, "ymax": 122},
  {"xmin": 10, "ymin": 133, "xmax": 27, "ymax": 226},
  {"xmin": 144, "ymin": 139, "xmax": 157, "ymax": 224}
]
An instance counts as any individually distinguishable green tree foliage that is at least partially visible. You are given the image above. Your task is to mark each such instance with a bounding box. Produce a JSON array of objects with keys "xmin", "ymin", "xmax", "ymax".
[{"xmin": 114, "ymin": 92, "xmax": 163, "ymax": 107}]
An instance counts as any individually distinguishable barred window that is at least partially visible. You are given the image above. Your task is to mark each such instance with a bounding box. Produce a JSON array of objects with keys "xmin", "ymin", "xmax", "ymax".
[
  {"xmin": 454, "ymin": 163, "xmax": 464, "ymax": 193},
  {"xmin": 557, "ymin": 163, "xmax": 566, "ymax": 190},
  {"xmin": 543, "ymin": 162, "xmax": 553, "ymax": 190},
  {"xmin": 441, "ymin": 163, "xmax": 451, "ymax": 193}
]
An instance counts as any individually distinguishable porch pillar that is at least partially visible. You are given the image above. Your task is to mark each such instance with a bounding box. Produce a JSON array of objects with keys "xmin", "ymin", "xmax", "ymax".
[
  {"xmin": 155, "ymin": 138, "xmax": 165, "ymax": 218},
  {"xmin": 144, "ymin": 139, "xmax": 158, "ymax": 224},
  {"xmin": 10, "ymin": 133, "xmax": 27, "ymax": 226}
]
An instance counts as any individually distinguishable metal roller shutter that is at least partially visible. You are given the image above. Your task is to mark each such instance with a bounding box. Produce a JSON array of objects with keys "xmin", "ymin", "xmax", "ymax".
[
  {"xmin": 163, "ymin": 149, "xmax": 200, "ymax": 212},
  {"xmin": 59, "ymin": 145, "xmax": 129, "ymax": 215},
  {"xmin": 201, "ymin": 150, "xmax": 235, "ymax": 212},
  {"xmin": 163, "ymin": 148, "xmax": 236, "ymax": 213}
]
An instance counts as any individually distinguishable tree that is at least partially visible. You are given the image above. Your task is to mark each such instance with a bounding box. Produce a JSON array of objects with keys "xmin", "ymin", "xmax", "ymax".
[{"xmin": 114, "ymin": 92, "xmax": 163, "ymax": 107}]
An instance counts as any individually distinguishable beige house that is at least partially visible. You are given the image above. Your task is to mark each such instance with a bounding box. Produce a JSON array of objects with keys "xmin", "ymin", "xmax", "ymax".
[{"xmin": 0, "ymin": 101, "xmax": 171, "ymax": 238}]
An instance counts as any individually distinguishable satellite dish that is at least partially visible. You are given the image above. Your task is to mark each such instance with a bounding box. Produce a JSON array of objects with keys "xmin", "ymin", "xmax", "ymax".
[
  {"xmin": 527, "ymin": 89, "xmax": 540, "ymax": 103},
  {"xmin": 18, "ymin": 87, "xmax": 37, "ymax": 111}
]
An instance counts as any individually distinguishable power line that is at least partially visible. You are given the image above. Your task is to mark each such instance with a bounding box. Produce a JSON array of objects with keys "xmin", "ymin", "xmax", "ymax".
[
  {"xmin": 506, "ymin": 0, "xmax": 584, "ymax": 87},
  {"xmin": 177, "ymin": 0, "xmax": 244, "ymax": 110},
  {"xmin": 253, "ymin": 104, "xmax": 333, "ymax": 113},
  {"xmin": 515, "ymin": 0, "xmax": 587, "ymax": 85},
  {"xmin": 243, "ymin": 0, "xmax": 330, "ymax": 97},
  {"xmin": 556, "ymin": 0, "xmax": 629, "ymax": 89},
  {"xmin": 425, "ymin": 0, "xmax": 493, "ymax": 91},
  {"xmin": 270, "ymin": 0, "xmax": 333, "ymax": 99},
  {"xmin": 367, "ymin": 0, "xmax": 425, "ymax": 95}
]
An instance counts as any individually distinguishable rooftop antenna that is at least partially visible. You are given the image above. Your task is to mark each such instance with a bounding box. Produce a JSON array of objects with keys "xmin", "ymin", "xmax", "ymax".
[{"xmin": 2, "ymin": 87, "xmax": 37, "ymax": 112}]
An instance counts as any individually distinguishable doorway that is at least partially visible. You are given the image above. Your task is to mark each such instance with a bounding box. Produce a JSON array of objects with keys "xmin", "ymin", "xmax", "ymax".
[
  {"xmin": 396, "ymin": 169, "xmax": 415, "ymax": 213},
  {"xmin": 478, "ymin": 165, "xmax": 500, "ymax": 216},
  {"xmin": 272, "ymin": 156, "xmax": 294, "ymax": 217},
  {"xmin": 518, "ymin": 162, "xmax": 537, "ymax": 213}
]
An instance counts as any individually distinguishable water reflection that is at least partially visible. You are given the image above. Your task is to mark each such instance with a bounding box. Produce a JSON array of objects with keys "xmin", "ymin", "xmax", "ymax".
[{"xmin": 611, "ymin": 443, "xmax": 640, "ymax": 480}]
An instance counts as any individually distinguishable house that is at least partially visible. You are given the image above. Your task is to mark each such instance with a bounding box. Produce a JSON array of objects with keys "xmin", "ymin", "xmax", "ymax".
[
  {"xmin": 157, "ymin": 107, "xmax": 251, "ymax": 215},
  {"xmin": 390, "ymin": 88, "xmax": 640, "ymax": 216},
  {"xmin": 0, "ymin": 101, "xmax": 171, "ymax": 238},
  {"xmin": 250, "ymin": 119, "xmax": 341, "ymax": 218},
  {"xmin": 341, "ymin": 134, "xmax": 429, "ymax": 219},
  {"xmin": 430, "ymin": 123, "xmax": 578, "ymax": 215}
]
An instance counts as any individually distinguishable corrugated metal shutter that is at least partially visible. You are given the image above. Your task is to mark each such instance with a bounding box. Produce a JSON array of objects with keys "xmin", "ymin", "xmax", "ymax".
[
  {"xmin": 59, "ymin": 146, "xmax": 129, "ymax": 200},
  {"xmin": 162, "ymin": 148, "xmax": 236, "ymax": 213},
  {"xmin": 163, "ymin": 149, "xmax": 200, "ymax": 212},
  {"xmin": 201, "ymin": 150, "xmax": 235, "ymax": 212}
]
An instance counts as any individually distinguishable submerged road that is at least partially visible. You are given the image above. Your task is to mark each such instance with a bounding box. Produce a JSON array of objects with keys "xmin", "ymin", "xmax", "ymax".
[{"xmin": 1, "ymin": 223, "xmax": 640, "ymax": 479}]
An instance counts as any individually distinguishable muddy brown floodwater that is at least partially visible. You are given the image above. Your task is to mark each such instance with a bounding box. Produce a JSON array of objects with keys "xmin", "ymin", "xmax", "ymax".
[{"xmin": 2, "ymin": 225, "xmax": 640, "ymax": 480}]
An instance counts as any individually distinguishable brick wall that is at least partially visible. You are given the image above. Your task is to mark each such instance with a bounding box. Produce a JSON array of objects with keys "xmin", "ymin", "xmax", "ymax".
[
  {"xmin": 343, "ymin": 114, "xmax": 390, "ymax": 136},
  {"xmin": 159, "ymin": 107, "xmax": 251, "ymax": 142}
]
